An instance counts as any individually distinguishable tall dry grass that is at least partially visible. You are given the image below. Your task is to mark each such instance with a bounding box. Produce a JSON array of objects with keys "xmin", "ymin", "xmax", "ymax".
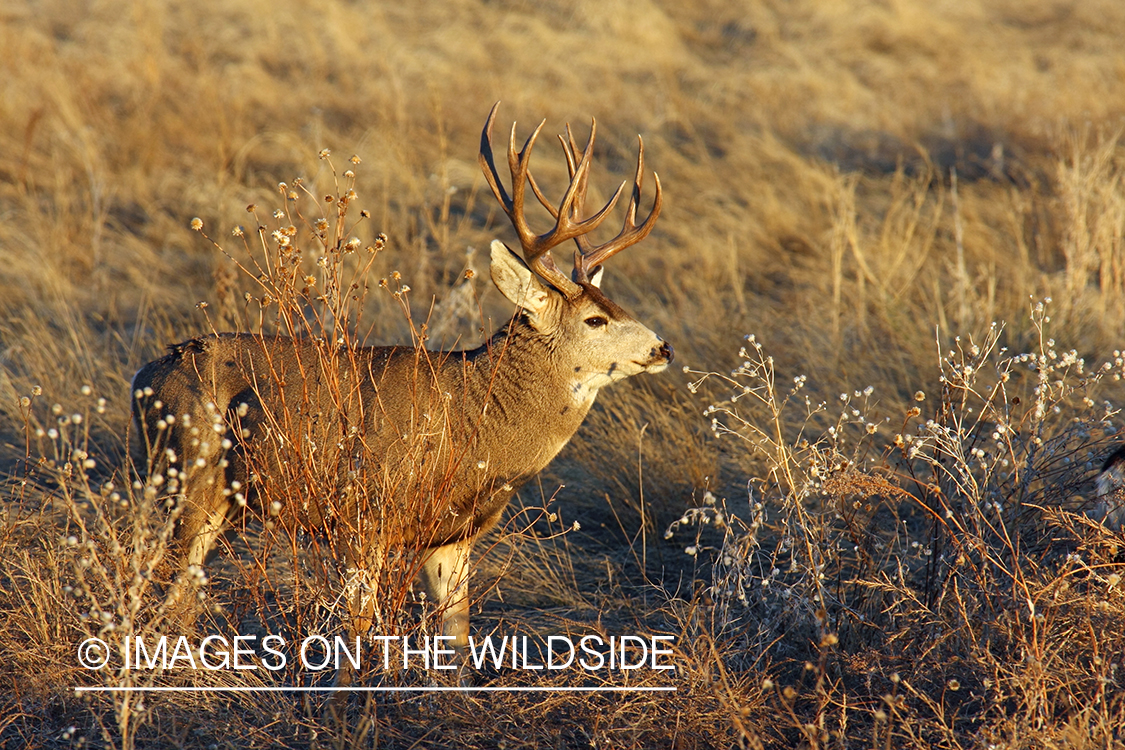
[{"xmin": 3, "ymin": 0, "xmax": 1125, "ymax": 746}]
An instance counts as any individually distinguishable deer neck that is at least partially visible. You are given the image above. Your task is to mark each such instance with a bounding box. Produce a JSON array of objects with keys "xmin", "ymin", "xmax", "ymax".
[{"xmin": 461, "ymin": 316, "xmax": 597, "ymax": 473}]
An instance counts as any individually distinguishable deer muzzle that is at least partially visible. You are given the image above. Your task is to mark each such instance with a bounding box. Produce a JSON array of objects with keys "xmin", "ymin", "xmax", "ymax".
[{"xmin": 644, "ymin": 340, "xmax": 674, "ymax": 372}]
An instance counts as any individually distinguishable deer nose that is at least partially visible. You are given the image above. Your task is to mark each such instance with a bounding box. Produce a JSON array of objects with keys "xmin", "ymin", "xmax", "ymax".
[{"xmin": 657, "ymin": 341, "xmax": 674, "ymax": 363}]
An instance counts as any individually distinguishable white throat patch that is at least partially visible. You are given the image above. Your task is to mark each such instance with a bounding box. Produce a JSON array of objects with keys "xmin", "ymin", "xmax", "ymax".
[{"xmin": 569, "ymin": 369, "xmax": 619, "ymax": 406}]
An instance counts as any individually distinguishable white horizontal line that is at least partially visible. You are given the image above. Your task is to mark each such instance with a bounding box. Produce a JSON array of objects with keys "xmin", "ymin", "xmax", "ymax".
[{"xmin": 75, "ymin": 686, "xmax": 676, "ymax": 693}]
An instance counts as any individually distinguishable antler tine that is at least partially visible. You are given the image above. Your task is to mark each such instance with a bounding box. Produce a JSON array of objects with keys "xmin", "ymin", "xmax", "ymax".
[
  {"xmin": 479, "ymin": 103, "xmax": 513, "ymax": 214},
  {"xmin": 573, "ymin": 134, "xmax": 663, "ymax": 283},
  {"xmin": 526, "ymin": 170, "xmax": 557, "ymax": 218},
  {"xmin": 504, "ymin": 117, "xmax": 549, "ymax": 249}
]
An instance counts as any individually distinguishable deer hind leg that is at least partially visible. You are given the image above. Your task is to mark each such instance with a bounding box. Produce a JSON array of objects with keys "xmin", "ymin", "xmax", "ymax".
[
  {"xmin": 333, "ymin": 539, "xmax": 386, "ymax": 689},
  {"xmin": 419, "ymin": 539, "xmax": 472, "ymax": 653},
  {"xmin": 343, "ymin": 540, "xmax": 385, "ymax": 639}
]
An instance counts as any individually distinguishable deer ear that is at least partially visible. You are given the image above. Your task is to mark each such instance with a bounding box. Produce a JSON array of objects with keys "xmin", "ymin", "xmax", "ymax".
[
  {"xmin": 589, "ymin": 265, "xmax": 605, "ymax": 288},
  {"xmin": 490, "ymin": 240, "xmax": 552, "ymax": 316},
  {"xmin": 571, "ymin": 264, "xmax": 604, "ymax": 288}
]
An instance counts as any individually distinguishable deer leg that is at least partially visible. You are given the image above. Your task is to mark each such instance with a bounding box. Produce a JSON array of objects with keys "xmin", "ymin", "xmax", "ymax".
[
  {"xmin": 419, "ymin": 539, "xmax": 472, "ymax": 654},
  {"xmin": 343, "ymin": 543, "xmax": 384, "ymax": 639},
  {"xmin": 163, "ymin": 489, "xmax": 233, "ymax": 631},
  {"xmin": 175, "ymin": 430, "xmax": 239, "ymax": 571},
  {"xmin": 179, "ymin": 500, "xmax": 233, "ymax": 569},
  {"xmin": 335, "ymin": 540, "xmax": 384, "ymax": 689}
]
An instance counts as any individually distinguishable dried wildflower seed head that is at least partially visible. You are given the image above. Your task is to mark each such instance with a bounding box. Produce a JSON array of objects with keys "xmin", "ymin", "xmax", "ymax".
[
  {"xmin": 319, "ymin": 148, "xmax": 331, "ymax": 159},
  {"xmin": 232, "ymin": 226, "xmax": 244, "ymax": 237},
  {"xmin": 32, "ymin": 385, "xmax": 42, "ymax": 396},
  {"xmin": 914, "ymin": 391, "xmax": 926, "ymax": 401},
  {"xmin": 190, "ymin": 217, "xmax": 203, "ymax": 231},
  {"xmin": 324, "ymin": 195, "xmax": 333, "ymax": 203},
  {"xmin": 947, "ymin": 679, "xmax": 960, "ymax": 691},
  {"xmin": 350, "ymin": 155, "xmax": 361, "ymax": 164},
  {"xmin": 360, "ymin": 209, "xmax": 371, "ymax": 218},
  {"xmin": 344, "ymin": 170, "xmax": 355, "ymax": 179},
  {"xmin": 288, "ymin": 191, "xmax": 298, "ymax": 201},
  {"xmin": 278, "ymin": 182, "xmax": 288, "ymax": 192},
  {"xmin": 246, "ymin": 204, "xmax": 257, "ymax": 213},
  {"xmin": 464, "ymin": 268, "xmax": 476, "ymax": 279}
]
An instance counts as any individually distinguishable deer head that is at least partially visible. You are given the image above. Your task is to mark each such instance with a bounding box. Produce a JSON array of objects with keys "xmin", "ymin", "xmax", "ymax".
[{"xmin": 480, "ymin": 103, "xmax": 673, "ymax": 405}]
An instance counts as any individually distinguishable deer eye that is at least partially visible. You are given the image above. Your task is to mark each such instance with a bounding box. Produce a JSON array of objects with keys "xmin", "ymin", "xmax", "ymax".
[{"xmin": 584, "ymin": 315, "xmax": 608, "ymax": 329}]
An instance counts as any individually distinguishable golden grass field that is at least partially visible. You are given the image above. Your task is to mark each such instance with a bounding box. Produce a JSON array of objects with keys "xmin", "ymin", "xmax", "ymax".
[{"xmin": 3, "ymin": 0, "xmax": 1125, "ymax": 747}]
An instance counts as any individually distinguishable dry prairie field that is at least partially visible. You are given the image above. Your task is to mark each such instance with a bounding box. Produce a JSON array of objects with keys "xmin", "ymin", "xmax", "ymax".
[{"xmin": 3, "ymin": 0, "xmax": 1125, "ymax": 747}]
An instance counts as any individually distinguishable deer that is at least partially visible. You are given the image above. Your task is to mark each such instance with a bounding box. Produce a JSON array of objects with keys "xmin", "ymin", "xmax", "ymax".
[{"xmin": 130, "ymin": 103, "xmax": 673, "ymax": 672}]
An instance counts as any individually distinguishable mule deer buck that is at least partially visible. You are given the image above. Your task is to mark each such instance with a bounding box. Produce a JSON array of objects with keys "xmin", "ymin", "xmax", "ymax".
[{"xmin": 131, "ymin": 103, "xmax": 673, "ymax": 666}]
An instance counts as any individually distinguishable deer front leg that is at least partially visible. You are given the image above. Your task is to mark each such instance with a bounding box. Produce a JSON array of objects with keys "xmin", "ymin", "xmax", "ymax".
[
  {"xmin": 419, "ymin": 539, "xmax": 472, "ymax": 654},
  {"xmin": 164, "ymin": 489, "xmax": 233, "ymax": 632},
  {"xmin": 179, "ymin": 497, "xmax": 235, "ymax": 570}
]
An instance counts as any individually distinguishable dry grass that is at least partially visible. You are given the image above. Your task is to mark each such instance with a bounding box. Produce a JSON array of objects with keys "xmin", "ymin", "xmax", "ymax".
[{"xmin": 2, "ymin": 0, "xmax": 1125, "ymax": 747}]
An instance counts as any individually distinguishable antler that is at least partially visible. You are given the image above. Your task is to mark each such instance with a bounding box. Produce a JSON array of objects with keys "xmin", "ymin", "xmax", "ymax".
[
  {"xmin": 556, "ymin": 126, "xmax": 663, "ymax": 284},
  {"xmin": 480, "ymin": 103, "xmax": 659, "ymax": 298}
]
